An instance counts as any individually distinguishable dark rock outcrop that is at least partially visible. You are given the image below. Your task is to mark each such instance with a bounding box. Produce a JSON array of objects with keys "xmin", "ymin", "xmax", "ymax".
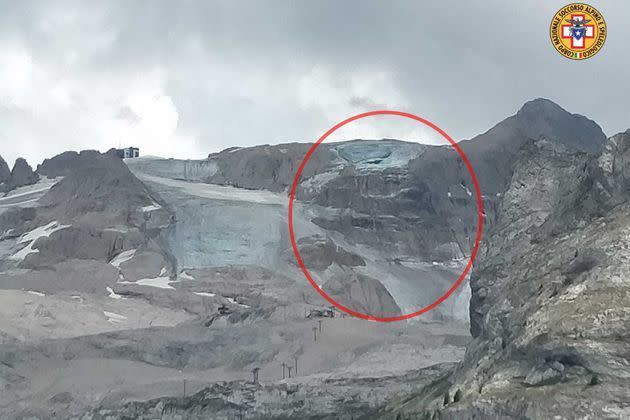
[
  {"xmin": 72, "ymin": 363, "xmax": 454, "ymax": 420},
  {"xmin": 2, "ymin": 151, "xmax": 175, "ymax": 289},
  {"xmin": 381, "ymin": 133, "xmax": 630, "ymax": 419},
  {"xmin": 325, "ymin": 271, "xmax": 402, "ymax": 318},
  {"xmin": 36, "ymin": 150, "xmax": 111, "ymax": 178},
  {"xmin": 38, "ymin": 152, "xmax": 159, "ymax": 226},
  {"xmin": 296, "ymin": 235, "xmax": 365, "ymax": 271},
  {"xmin": 10, "ymin": 158, "xmax": 39, "ymax": 188},
  {"xmin": 0, "ymin": 155, "xmax": 10, "ymax": 186},
  {"xmin": 0, "ymin": 156, "xmax": 39, "ymax": 192}
]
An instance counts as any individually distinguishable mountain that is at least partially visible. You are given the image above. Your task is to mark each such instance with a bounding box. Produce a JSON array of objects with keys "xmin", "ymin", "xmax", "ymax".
[
  {"xmin": 0, "ymin": 156, "xmax": 10, "ymax": 186},
  {"xmin": 126, "ymin": 98, "xmax": 605, "ymax": 320},
  {"xmin": 0, "ymin": 156, "xmax": 39, "ymax": 193},
  {"xmin": 0, "ymin": 99, "xmax": 626, "ymax": 419},
  {"xmin": 0, "ymin": 151, "xmax": 173, "ymax": 291},
  {"xmin": 379, "ymin": 133, "xmax": 630, "ymax": 419}
]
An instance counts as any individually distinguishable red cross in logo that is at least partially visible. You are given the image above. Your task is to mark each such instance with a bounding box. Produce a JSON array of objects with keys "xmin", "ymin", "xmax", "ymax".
[{"xmin": 561, "ymin": 13, "xmax": 595, "ymax": 49}]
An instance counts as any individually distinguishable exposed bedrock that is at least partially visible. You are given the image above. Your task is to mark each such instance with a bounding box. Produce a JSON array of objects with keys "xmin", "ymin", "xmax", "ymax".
[
  {"xmin": 381, "ymin": 134, "xmax": 630, "ymax": 419},
  {"xmin": 0, "ymin": 155, "xmax": 11, "ymax": 185},
  {"xmin": 0, "ymin": 155, "xmax": 39, "ymax": 193},
  {"xmin": 0, "ymin": 151, "xmax": 175, "ymax": 292},
  {"xmin": 296, "ymin": 235, "xmax": 365, "ymax": 271}
]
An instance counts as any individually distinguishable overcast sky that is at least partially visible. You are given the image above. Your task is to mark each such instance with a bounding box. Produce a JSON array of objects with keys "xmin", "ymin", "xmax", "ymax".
[{"xmin": 1, "ymin": 1, "xmax": 629, "ymax": 168}]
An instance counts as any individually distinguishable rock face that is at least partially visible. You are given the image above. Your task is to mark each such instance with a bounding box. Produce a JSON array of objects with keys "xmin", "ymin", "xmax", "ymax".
[
  {"xmin": 79, "ymin": 364, "xmax": 454, "ymax": 420},
  {"xmin": 296, "ymin": 235, "xmax": 366, "ymax": 270},
  {"xmin": 0, "ymin": 156, "xmax": 39, "ymax": 192},
  {"xmin": 36, "ymin": 150, "xmax": 108, "ymax": 178},
  {"xmin": 325, "ymin": 271, "xmax": 402, "ymax": 318},
  {"xmin": 381, "ymin": 134, "xmax": 630, "ymax": 419},
  {"xmin": 0, "ymin": 156, "xmax": 10, "ymax": 186},
  {"xmin": 0, "ymin": 151, "xmax": 174, "ymax": 290},
  {"xmin": 10, "ymin": 158, "xmax": 39, "ymax": 188}
]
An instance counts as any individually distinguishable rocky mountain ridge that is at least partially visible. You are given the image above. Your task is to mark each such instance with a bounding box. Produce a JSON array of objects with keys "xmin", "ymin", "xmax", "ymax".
[
  {"xmin": 379, "ymin": 132, "xmax": 630, "ymax": 419},
  {"xmin": 0, "ymin": 156, "xmax": 39, "ymax": 193}
]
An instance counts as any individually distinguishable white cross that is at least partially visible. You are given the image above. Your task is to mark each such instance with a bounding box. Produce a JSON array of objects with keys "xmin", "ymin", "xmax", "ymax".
[{"xmin": 562, "ymin": 14, "xmax": 594, "ymax": 49}]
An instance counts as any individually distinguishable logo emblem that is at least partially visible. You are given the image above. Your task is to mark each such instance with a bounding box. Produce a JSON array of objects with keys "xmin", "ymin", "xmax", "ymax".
[{"xmin": 550, "ymin": 3, "xmax": 606, "ymax": 60}]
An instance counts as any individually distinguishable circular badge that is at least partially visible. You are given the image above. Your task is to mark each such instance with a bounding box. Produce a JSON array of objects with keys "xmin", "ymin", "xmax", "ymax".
[{"xmin": 550, "ymin": 3, "xmax": 606, "ymax": 60}]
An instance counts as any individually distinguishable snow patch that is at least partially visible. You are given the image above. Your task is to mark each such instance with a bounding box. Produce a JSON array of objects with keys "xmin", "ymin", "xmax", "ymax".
[
  {"xmin": 106, "ymin": 286, "xmax": 123, "ymax": 300},
  {"xmin": 0, "ymin": 198, "xmax": 39, "ymax": 208},
  {"xmin": 104, "ymin": 311, "xmax": 127, "ymax": 323},
  {"xmin": 136, "ymin": 174, "xmax": 285, "ymax": 205},
  {"xmin": 104, "ymin": 227, "xmax": 129, "ymax": 233},
  {"xmin": 0, "ymin": 177, "xmax": 61, "ymax": 200},
  {"xmin": 119, "ymin": 277, "xmax": 175, "ymax": 290},
  {"xmin": 110, "ymin": 249, "xmax": 136, "ymax": 268},
  {"xmin": 194, "ymin": 292, "xmax": 216, "ymax": 297},
  {"xmin": 10, "ymin": 221, "xmax": 71, "ymax": 261},
  {"xmin": 301, "ymin": 171, "xmax": 339, "ymax": 192},
  {"xmin": 179, "ymin": 271, "xmax": 195, "ymax": 280},
  {"xmin": 460, "ymin": 183, "xmax": 473, "ymax": 197},
  {"xmin": 226, "ymin": 297, "xmax": 250, "ymax": 308},
  {"xmin": 1, "ymin": 187, "xmax": 50, "ymax": 201},
  {"xmin": 141, "ymin": 203, "xmax": 162, "ymax": 212},
  {"xmin": 26, "ymin": 290, "xmax": 45, "ymax": 297}
]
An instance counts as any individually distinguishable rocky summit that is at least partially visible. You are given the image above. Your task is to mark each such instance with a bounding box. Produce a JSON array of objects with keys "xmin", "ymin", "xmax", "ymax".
[
  {"xmin": 0, "ymin": 99, "xmax": 628, "ymax": 419},
  {"xmin": 0, "ymin": 156, "xmax": 40, "ymax": 193}
]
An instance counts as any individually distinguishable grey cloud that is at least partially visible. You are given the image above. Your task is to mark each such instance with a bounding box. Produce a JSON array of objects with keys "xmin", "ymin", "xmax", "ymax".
[
  {"xmin": 348, "ymin": 97, "xmax": 383, "ymax": 109},
  {"xmin": 116, "ymin": 106, "xmax": 141, "ymax": 124},
  {"xmin": 0, "ymin": 0, "xmax": 629, "ymax": 167}
]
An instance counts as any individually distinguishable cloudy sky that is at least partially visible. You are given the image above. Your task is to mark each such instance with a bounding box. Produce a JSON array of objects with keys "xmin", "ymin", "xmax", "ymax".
[{"xmin": 1, "ymin": 1, "xmax": 629, "ymax": 168}]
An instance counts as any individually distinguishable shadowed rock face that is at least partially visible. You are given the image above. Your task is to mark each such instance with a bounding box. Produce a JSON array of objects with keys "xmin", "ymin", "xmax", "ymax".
[
  {"xmin": 325, "ymin": 272, "xmax": 402, "ymax": 318},
  {"xmin": 296, "ymin": 235, "xmax": 365, "ymax": 271},
  {"xmin": 0, "ymin": 156, "xmax": 10, "ymax": 185},
  {"xmin": 381, "ymin": 134, "xmax": 630, "ymax": 419},
  {"xmin": 36, "ymin": 149, "xmax": 120, "ymax": 178},
  {"xmin": 0, "ymin": 156, "xmax": 39, "ymax": 193},
  {"xmin": 39, "ymin": 152, "xmax": 157, "ymax": 226},
  {"xmin": 10, "ymin": 158, "xmax": 39, "ymax": 188},
  {"xmin": 1, "ymin": 151, "xmax": 174, "ymax": 287},
  {"xmin": 515, "ymin": 98, "xmax": 606, "ymax": 153}
]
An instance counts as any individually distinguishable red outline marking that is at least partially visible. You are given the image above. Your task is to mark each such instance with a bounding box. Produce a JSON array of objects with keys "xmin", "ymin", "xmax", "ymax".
[{"xmin": 287, "ymin": 110, "xmax": 484, "ymax": 322}]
